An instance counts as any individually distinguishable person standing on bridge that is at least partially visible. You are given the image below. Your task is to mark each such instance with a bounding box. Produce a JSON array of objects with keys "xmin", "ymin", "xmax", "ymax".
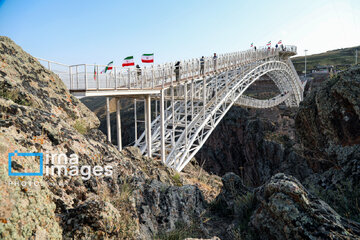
[
  {"xmin": 200, "ymin": 56, "xmax": 205, "ymax": 75},
  {"xmin": 136, "ymin": 64, "xmax": 141, "ymax": 81},
  {"xmin": 213, "ymin": 53, "xmax": 218, "ymax": 72},
  {"xmin": 174, "ymin": 61, "xmax": 181, "ymax": 82}
]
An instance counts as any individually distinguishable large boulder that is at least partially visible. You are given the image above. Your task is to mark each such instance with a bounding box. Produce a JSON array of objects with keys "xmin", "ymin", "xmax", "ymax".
[
  {"xmin": 213, "ymin": 172, "xmax": 251, "ymax": 216},
  {"xmin": 61, "ymin": 199, "xmax": 135, "ymax": 239},
  {"xmin": 304, "ymin": 144, "xmax": 360, "ymax": 222},
  {"xmin": 251, "ymin": 173, "xmax": 360, "ymax": 240},
  {"xmin": 134, "ymin": 179, "xmax": 208, "ymax": 238}
]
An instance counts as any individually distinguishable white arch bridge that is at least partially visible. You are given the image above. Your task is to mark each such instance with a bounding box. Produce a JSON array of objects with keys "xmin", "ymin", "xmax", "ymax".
[{"xmin": 38, "ymin": 45, "xmax": 304, "ymax": 172}]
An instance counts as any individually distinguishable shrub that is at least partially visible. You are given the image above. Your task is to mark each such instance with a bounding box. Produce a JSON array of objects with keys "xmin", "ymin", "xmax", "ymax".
[
  {"xmin": 73, "ymin": 120, "xmax": 88, "ymax": 134},
  {"xmin": 171, "ymin": 173, "xmax": 182, "ymax": 187},
  {"xmin": 155, "ymin": 221, "xmax": 203, "ymax": 240}
]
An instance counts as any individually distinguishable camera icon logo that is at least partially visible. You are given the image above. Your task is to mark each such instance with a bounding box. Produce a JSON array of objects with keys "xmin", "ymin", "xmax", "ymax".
[{"xmin": 8, "ymin": 150, "xmax": 43, "ymax": 176}]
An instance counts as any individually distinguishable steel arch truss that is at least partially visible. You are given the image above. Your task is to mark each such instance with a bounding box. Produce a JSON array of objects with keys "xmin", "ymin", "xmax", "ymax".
[{"xmin": 135, "ymin": 59, "xmax": 303, "ymax": 172}]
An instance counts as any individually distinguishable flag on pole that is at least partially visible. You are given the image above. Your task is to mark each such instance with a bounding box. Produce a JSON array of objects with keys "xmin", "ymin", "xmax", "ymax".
[
  {"xmin": 141, "ymin": 53, "xmax": 154, "ymax": 63},
  {"xmin": 250, "ymin": 43, "xmax": 253, "ymax": 48},
  {"xmin": 101, "ymin": 61, "xmax": 113, "ymax": 73},
  {"xmin": 266, "ymin": 41, "xmax": 271, "ymax": 46},
  {"xmin": 94, "ymin": 64, "xmax": 97, "ymax": 80},
  {"xmin": 278, "ymin": 40, "xmax": 282, "ymax": 45},
  {"xmin": 122, "ymin": 56, "xmax": 135, "ymax": 67}
]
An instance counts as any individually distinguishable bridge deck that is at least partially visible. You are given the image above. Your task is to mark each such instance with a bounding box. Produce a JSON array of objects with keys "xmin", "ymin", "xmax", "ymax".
[{"xmin": 38, "ymin": 46, "xmax": 297, "ymax": 98}]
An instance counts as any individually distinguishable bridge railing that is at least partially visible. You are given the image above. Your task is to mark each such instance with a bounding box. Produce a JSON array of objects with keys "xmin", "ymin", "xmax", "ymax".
[
  {"xmin": 36, "ymin": 57, "xmax": 71, "ymax": 86},
  {"xmin": 236, "ymin": 92, "xmax": 291, "ymax": 108},
  {"xmin": 37, "ymin": 45, "xmax": 297, "ymax": 91}
]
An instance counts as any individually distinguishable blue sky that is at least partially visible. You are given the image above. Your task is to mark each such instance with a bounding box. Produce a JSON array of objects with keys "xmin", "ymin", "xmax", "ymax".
[{"xmin": 0, "ymin": 0, "xmax": 359, "ymax": 66}]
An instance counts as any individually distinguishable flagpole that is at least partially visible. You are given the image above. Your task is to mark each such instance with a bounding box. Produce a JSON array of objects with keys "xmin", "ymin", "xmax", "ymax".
[{"xmin": 304, "ymin": 49, "xmax": 308, "ymax": 81}]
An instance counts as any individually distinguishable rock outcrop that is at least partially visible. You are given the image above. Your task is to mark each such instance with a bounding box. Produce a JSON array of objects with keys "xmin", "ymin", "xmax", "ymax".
[
  {"xmin": 0, "ymin": 36, "xmax": 99, "ymax": 129},
  {"xmin": 303, "ymin": 144, "xmax": 360, "ymax": 222},
  {"xmin": 0, "ymin": 36, "xmax": 216, "ymax": 239},
  {"xmin": 295, "ymin": 66, "xmax": 360, "ymax": 222},
  {"xmin": 196, "ymin": 107, "xmax": 312, "ymax": 186},
  {"xmin": 251, "ymin": 173, "xmax": 360, "ymax": 240},
  {"xmin": 296, "ymin": 65, "xmax": 360, "ymax": 168},
  {"xmin": 134, "ymin": 180, "xmax": 208, "ymax": 237}
]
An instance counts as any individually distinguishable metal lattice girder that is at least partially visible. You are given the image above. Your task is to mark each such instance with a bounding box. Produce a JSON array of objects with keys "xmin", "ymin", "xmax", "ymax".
[
  {"xmin": 134, "ymin": 59, "xmax": 269, "ymax": 155},
  {"xmin": 164, "ymin": 60, "xmax": 303, "ymax": 172},
  {"xmin": 137, "ymin": 57, "xmax": 300, "ymax": 170},
  {"xmin": 135, "ymin": 57, "xmax": 303, "ymax": 172},
  {"xmin": 235, "ymin": 92, "xmax": 291, "ymax": 108}
]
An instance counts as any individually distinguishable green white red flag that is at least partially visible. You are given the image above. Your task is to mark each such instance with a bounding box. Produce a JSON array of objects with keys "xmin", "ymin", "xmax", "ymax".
[
  {"xmin": 266, "ymin": 41, "xmax": 271, "ymax": 46},
  {"xmin": 101, "ymin": 61, "xmax": 113, "ymax": 73},
  {"xmin": 122, "ymin": 56, "xmax": 134, "ymax": 67},
  {"xmin": 141, "ymin": 53, "xmax": 154, "ymax": 63},
  {"xmin": 278, "ymin": 40, "xmax": 282, "ymax": 45},
  {"xmin": 250, "ymin": 43, "xmax": 253, "ymax": 48},
  {"xmin": 94, "ymin": 65, "xmax": 97, "ymax": 80}
]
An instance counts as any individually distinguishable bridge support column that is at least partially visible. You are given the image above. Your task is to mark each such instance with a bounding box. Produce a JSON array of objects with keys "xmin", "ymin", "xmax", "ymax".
[
  {"xmin": 106, "ymin": 97, "xmax": 111, "ymax": 142},
  {"xmin": 203, "ymin": 77, "xmax": 206, "ymax": 115},
  {"xmin": 145, "ymin": 95, "xmax": 152, "ymax": 158},
  {"xmin": 184, "ymin": 84, "xmax": 188, "ymax": 148},
  {"xmin": 160, "ymin": 89, "xmax": 166, "ymax": 163},
  {"xmin": 116, "ymin": 98, "xmax": 122, "ymax": 151},
  {"xmin": 191, "ymin": 79, "xmax": 194, "ymax": 118},
  {"xmin": 171, "ymin": 86, "xmax": 175, "ymax": 145},
  {"xmin": 134, "ymin": 99, "xmax": 137, "ymax": 142}
]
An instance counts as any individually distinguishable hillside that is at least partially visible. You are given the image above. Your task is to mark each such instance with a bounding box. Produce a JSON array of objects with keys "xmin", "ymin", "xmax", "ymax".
[
  {"xmin": 292, "ymin": 45, "xmax": 360, "ymax": 73},
  {"xmin": 0, "ymin": 36, "xmax": 222, "ymax": 239}
]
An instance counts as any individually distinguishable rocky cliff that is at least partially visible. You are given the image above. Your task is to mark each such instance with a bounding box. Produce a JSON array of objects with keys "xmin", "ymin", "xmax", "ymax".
[
  {"xmin": 296, "ymin": 65, "xmax": 360, "ymax": 222},
  {"xmin": 296, "ymin": 65, "xmax": 360, "ymax": 169},
  {"xmin": 0, "ymin": 36, "xmax": 219, "ymax": 239},
  {"xmin": 208, "ymin": 66, "xmax": 360, "ymax": 239},
  {"xmin": 211, "ymin": 172, "xmax": 360, "ymax": 239},
  {"xmin": 196, "ymin": 106, "xmax": 312, "ymax": 187}
]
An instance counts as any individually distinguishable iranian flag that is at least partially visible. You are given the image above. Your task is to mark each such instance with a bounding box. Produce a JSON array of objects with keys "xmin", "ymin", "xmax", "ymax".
[
  {"xmin": 278, "ymin": 40, "xmax": 282, "ymax": 45},
  {"xmin": 101, "ymin": 61, "xmax": 113, "ymax": 73},
  {"xmin": 141, "ymin": 53, "xmax": 154, "ymax": 63},
  {"xmin": 122, "ymin": 56, "xmax": 134, "ymax": 67},
  {"xmin": 266, "ymin": 41, "xmax": 271, "ymax": 46},
  {"xmin": 94, "ymin": 65, "xmax": 97, "ymax": 80},
  {"xmin": 250, "ymin": 43, "xmax": 253, "ymax": 48}
]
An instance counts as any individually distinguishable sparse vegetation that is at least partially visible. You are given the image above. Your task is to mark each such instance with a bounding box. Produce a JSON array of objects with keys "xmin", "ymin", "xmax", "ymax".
[
  {"xmin": 98, "ymin": 177, "xmax": 137, "ymax": 239},
  {"xmin": 155, "ymin": 221, "xmax": 204, "ymax": 240},
  {"xmin": 73, "ymin": 119, "xmax": 89, "ymax": 134},
  {"xmin": 229, "ymin": 192, "xmax": 258, "ymax": 240},
  {"xmin": 264, "ymin": 132, "xmax": 292, "ymax": 148},
  {"xmin": 171, "ymin": 173, "xmax": 183, "ymax": 187},
  {"xmin": 292, "ymin": 45, "xmax": 360, "ymax": 73},
  {"xmin": 234, "ymin": 192, "xmax": 256, "ymax": 230},
  {"xmin": 307, "ymin": 181, "xmax": 360, "ymax": 223},
  {"xmin": 0, "ymin": 88, "xmax": 31, "ymax": 106}
]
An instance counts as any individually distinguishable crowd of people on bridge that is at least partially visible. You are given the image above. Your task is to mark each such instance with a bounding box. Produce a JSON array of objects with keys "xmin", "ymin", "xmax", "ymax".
[
  {"xmin": 173, "ymin": 53, "xmax": 218, "ymax": 81},
  {"xmin": 251, "ymin": 40, "xmax": 286, "ymax": 52},
  {"xmin": 132, "ymin": 40, "xmax": 287, "ymax": 83}
]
